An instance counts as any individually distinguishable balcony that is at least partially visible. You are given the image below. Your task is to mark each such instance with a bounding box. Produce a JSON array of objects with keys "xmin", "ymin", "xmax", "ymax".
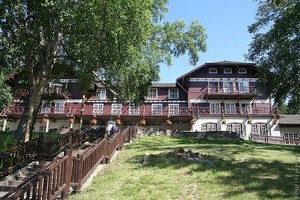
[
  {"xmin": 0, "ymin": 104, "xmax": 274, "ymax": 119},
  {"xmin": 203, "ymin": 86, "xmax": 260, "ymax": 99}
]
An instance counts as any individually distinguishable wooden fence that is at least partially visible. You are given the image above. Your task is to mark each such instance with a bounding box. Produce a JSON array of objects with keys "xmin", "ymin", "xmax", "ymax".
[
  {"xmin": 0, "ymin": 125, "xmax": 137, "ymax": 199},
  {"xmin": 0, "ymin": 126, "xmax": 105, "ymax": 179},
  {"xmin": 1, "ymin": 150, "xmax": 72, "ymax": 200},
  {"xmin": 249, "ymin": 134, "xmax": 299, "ymax": 145}
]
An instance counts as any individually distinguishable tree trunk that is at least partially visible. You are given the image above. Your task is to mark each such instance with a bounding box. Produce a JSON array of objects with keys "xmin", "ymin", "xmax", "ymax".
[{"xmin": 15, "ymin": 84, "xmax": 45, "ymax": 143}]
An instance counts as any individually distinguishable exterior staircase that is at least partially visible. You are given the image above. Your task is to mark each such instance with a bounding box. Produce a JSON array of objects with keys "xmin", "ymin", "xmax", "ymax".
[{"xmin": 0, "ymin": 161, "xmax": 50, "ymax": 198}]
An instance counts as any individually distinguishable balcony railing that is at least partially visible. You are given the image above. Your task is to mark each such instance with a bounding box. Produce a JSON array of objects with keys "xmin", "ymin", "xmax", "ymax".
[
  {"xmin": 0, "ymin": 105, "xmax": 274, "ymax": 118},
  {"xmin": 206, "ymin": 86, "xmax": 260, "ymax": 95}
]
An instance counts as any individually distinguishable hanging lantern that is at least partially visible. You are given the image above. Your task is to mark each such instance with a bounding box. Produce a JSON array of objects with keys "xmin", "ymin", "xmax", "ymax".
[
  {"xmin": 138, "ymin": 118, "xmax": 146, "ymax": 125},
  {"xmin": 69, "ymin": 117, "xmax": 75, "ymax": 123},
  {"xmin": 42, "ymin": 117, "xmax": 48, "ymax": 123},
  {"xmin": 116, "ymin": 118, "xmax": 123, "ymax": 125},
  {"xmin": 165, "ymin": 119, "xmax": 172, "ymax": 126},
  {"xmin": 90, "ymin": 118, "xmax": 97, "ymax": 125},
  {"xmin": 190, "ymin": 118, "xmax": 197, "ymax": 125}
]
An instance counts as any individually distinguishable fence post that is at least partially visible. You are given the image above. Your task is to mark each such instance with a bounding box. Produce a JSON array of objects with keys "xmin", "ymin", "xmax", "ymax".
[
  {"xmin": 61, "ymin": 149, "xmax": 72, "ymax": 200},
  {"xmin": 76, "ymin": 154, "xmax": 84, "ymax": 192}
]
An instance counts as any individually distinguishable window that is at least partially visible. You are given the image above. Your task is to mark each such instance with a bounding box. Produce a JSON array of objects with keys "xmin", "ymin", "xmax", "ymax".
[
  {"xmin": 238, "ymin": 82, "xmax": 250, "ymax": 93},
  {"xmin": 168, "ymin": 104, "xmax": 179, "ymax": 115},
  {"xmin": 93, "ymin": 104, "xmax": 104, "ymax": 115},
  {"xmin": 238, "ymin": 68, "xmax": 247, "ymax": 74},
  {"xmin": 96, "ymin": 89, "xmax": 106, "ymax": 99},
  {"xmin": 284, "ymin": 133, "xmax": 299, "ymax": 144},
  {"xmin": 252, "ymin": 123, "xmax": 268, "ymax": 135},
  {"xmin": 240, "ymin": 103, "xmax": 251, "ymax": 114},
  {"xmin": 54, "ymin": 102, "xmax": 64, "ymax": 113},
  {"xmin": 225, "ymin": 103, "xmax": 236, "ymax": 114},
  {"xmin": 209, "ymin": 68, "xmax": 217, "ymax": 74},
  {"xmin": 208, "ymin": 82, "xmax": 219, "ymax": 93},
  {"xmin": 168, "ymin": 88, "xmax": 179, "ymax": 99},
  {"xmin": 226, "ymin": 123, "xmax": 245, "ymax": 137},
  {"xmin": 201, "ymin": 123, "xmax": 220, "ymax": 131},
  {"xmin": 129, "ymin": 104, "xmax": 139, "ymax": 115},
  {"xmin": 152, "ymin": 104, "xmax": 162, "ymax": 115},
  {"xmin": 224, "ymin": 68, "xmax": 232, "ymax": 74},
  {"xmin": 147, "ymin": 88, "xmax": 158, "ymax": 99},
  {"xmin": 210, "ymin": 103, "xmax": 221, "ymax": 114},
  {"xmin": 111, "ymin": 104, "xmax": 122, "ymax": 115},
  {"xmin": 223, "ymin": 81, "xmax": 234, "ymax": 93}
]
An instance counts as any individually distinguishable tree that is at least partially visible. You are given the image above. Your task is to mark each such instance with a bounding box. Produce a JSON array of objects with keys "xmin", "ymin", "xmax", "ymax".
[
  {"xmin": 247, "ymin": 0, "xmax": 300, "ymax": 112},
  {"xmin": 0, "ymin": 0, "xmax": 207, "ymax": 142},
  {"xmin": 0, "ymin": 73, "xmax": 12, "ymax": 112}
]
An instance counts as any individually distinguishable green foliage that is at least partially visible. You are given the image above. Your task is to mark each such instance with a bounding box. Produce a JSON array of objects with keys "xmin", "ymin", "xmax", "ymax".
[
  {"xmin": 0, "ymin": 131, "xmax": 15, "ymax": 151},
  {"xmin": 247, "ymin": 0, "xmax": 300, "ymax": 111},
  {"xmin": 0, "ymin": 73, "xmax": 12, "ymax": 111}
]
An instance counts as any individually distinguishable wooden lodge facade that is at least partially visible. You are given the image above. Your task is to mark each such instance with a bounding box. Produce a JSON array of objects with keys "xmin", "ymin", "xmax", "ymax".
[{"xmin": 1, "ymin": 61, "xmax": 298, "ymax": 141}]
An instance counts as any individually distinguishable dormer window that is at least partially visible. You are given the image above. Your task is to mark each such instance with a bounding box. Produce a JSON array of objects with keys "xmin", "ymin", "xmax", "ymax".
[
  {"xmin": 96, "ymin": 89, "xmax": 106, "ymax": 99},
  {"xmin": 209, "ymin": 68, "xmax": 217, "ymax": 74},
  {"xmin": 224, "ymin": 68, "xmax": 232, "ymax": 74},
  {"xmin": 238, "ymin": 68, "xmax": 247, "ymax": 74},
  {"xmin": 168, "ymin": 88, "xmax": 179, "ymax": 99},
  {"xmin": 147, "ymin": 88, "xmax": 158, "ymax": 99}
]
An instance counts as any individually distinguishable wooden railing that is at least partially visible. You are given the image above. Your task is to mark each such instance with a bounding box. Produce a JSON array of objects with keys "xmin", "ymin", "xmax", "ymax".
[
  {"xmin": 206, "ymin": 86, "xmax": 259, "ymax": 95},
  {"xmin": 0, "ymin": 127, "xmax": 106, "ymax": 179},
  {"xmin": 1, "ymin": 104, "xmax": 274, "ymax": 118},
  {"xmin": 1, "ymin": 150, "xmax": 72, "ymax": 200},
  {"xmin": 0, "ymin": 125, "xmax": 137, "ymax": 199},
  {"xmin": 249, "ymin": 134, "xmax": 299, "ymax": 145}
]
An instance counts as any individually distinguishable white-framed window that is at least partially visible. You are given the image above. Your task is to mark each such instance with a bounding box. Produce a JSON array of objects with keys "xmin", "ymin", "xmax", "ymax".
[
  {"xmin": 240, "ymin": 103, "xmax": 251, "ymax": 114},
  {"xmin": 226, "ymin": 123, "xmax": 245, "ymax": 137},
  {"xmin": 93, "ymin": 104, "xmax": 104, "ymax": 115},
  {"xmin": 225, "ymin": 103, "xmax": 236, "ymax": 114},
  {"xmin": 238, "ymin": 68, "xmax": 247, "ymax": 74},
  {"xmin": 210, "ymin": 103, "xmax": 221, "ymax": 114},
  {"xmin": 201, "ymin": 123, "xmax": 220, "ymax": 131},
  {"xmin": 224, "ymin": 68, "xmax": 232, "ymax": 74},
  {"xmin": 96, "ymin": 88, "xmax": 106, "ymax": 99},
  {"xmin": 238, "ymin": 81, "xmax": 250, "ymax": 93},
  {"xmin": 129, "ymin": 104, "xmax": 139, "ymax": 115},
  {"xmin": 223, "ymin": 81, "xmax": 234, "ymax": 93},
  {"xmin": 168, "ymin": 104, "xmax": 179, "ymax": 115},
  {"xmin": 252, "ymin": 123, "xmax": 268, "ymax": 135},
  {"xmin": 147, "ymin": 88, "xmax": 158, "ymax": 99},
  {"xmin": 111, "ymin": 103, "xmax": 122, "ymax": 115},
  {"xmin": 151, "ymin": 104, "xmax": 162, "ymax": 115},
  {"xmin": 168, "ymin": 88, "xmax": 179, "ymax": 99},
  {"xmin": 54, "ymin": 102, "xmax": 64, "ymax": 113},
  {"xmin": 284, "ymin": 133, "xmax": 299, "ymax": 144},
  {"xmin": 209, "ymin": 68, "xmax": 217, "ymax": 74},
  {"xmin": 208, "ymin": 82, "xmax": 219, "ymax": 93}
]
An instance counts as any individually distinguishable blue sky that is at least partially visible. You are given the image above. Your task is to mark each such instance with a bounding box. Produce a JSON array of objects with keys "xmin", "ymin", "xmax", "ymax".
[{"xmin": 158, "ymin": 0, "xmax": 259, "ymax": 83}]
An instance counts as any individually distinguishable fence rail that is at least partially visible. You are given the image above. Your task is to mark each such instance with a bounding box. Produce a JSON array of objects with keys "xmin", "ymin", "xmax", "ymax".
[
  {"xmin": 0, "ymin": 125, "xmax": 137, "ymax": 199},
  {"xmin": 249, "ymin": 134, "xmax": 299, "ymax": 145}
]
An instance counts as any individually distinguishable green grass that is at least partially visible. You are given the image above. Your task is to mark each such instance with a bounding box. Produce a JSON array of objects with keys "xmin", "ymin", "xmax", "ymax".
[{"xmin": 69, "ymin": 136, "xmax": 300, "ymax": 200}]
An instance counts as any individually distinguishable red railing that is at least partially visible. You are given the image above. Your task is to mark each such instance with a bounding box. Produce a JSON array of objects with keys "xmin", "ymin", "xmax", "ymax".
[{"xmin": 0, "ymin": 104, "xmax": 274, "ymax": 118}]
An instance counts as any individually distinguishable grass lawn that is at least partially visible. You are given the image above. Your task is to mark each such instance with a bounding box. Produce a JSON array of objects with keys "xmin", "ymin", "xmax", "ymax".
[{"xmin": 69, "ymin": 136, "xmax": 300, "ymax": 200}]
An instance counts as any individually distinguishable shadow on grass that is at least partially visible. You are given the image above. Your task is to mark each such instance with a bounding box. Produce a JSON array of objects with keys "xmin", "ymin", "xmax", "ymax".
[{"xmin": 126, "ymin": 136, "xmax": 300, "ymax": 199}]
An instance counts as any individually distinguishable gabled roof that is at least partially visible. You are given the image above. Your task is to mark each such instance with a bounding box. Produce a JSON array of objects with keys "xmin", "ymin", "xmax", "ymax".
[
  {"xmin": 151, "ymin": 83, "xmax": 176, "ymax": 88},
  {"xmin": 176, "ymin": 60, "xmax": 256, "ymax": 81},
  {"xmin": 279, "ymin": 115, "xmax": 300, "ymax": 125}
]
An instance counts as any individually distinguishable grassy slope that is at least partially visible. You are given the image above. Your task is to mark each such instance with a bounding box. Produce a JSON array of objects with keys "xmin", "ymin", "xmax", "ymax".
[{"xmin": 69, "ymin": 136, "xmax": 300, "ymax": 200}]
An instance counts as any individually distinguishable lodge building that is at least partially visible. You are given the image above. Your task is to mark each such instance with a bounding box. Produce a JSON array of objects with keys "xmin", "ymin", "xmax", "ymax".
[{"xmin": 1, "ymin": 61, "xmax": 299, "ymax": 141}]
